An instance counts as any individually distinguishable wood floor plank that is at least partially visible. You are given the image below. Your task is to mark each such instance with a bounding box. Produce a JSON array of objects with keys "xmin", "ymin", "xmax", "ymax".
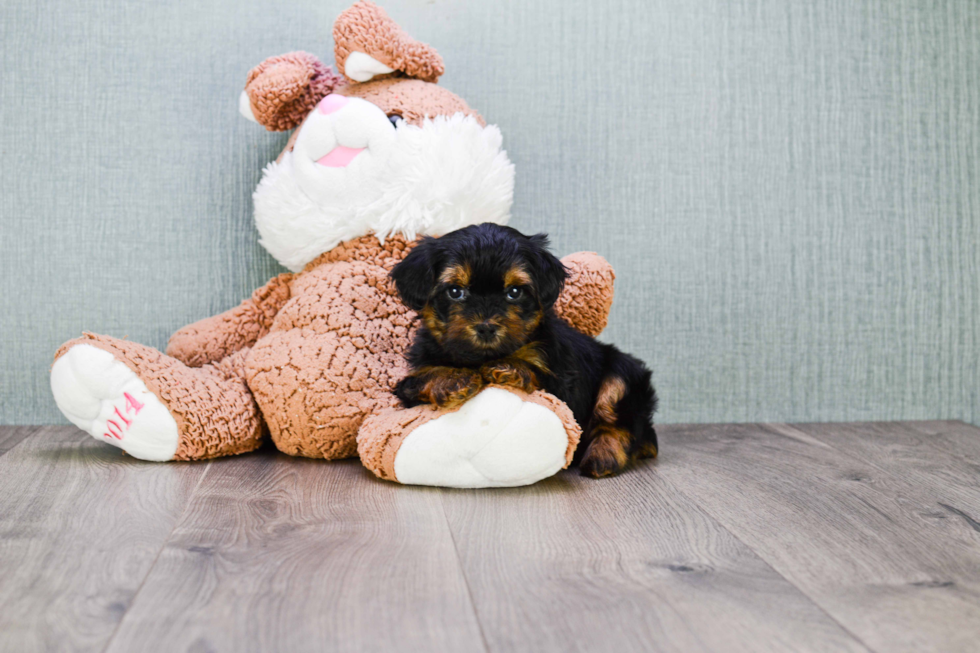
[
  {"xmin": 105, "ymin": 454, "xmax": 486, "ymax": 653},
  {"xmin": 906, "ymin": 420, "xmax": 980, "ymax": 464},
  {"xmin": 0, "ymin": 426, "xmax": 40, "ymax": 457},
  {"xmin": 657, "ymin": 423, "xmax": 980, "ymax": 653},
  {"xmin": 440, "ymin": 464, "xmax": 870, "ymax": 653},
  {"xmin": 785, "ymin": 421, "xmax": 980, "ymax": 518},
  {"xmin": 0, "ymin": 426, "xmax": 208, "ymax": 653}
]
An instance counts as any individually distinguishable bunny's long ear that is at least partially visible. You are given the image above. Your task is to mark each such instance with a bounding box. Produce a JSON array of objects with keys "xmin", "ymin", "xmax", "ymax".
[
  {"xmin": 333, "ymin": 1, "xmax": 444, "ymax": 84},
  {"xmin": 239, "ymin": 52, "xmax": 346, "ymax": 131}
]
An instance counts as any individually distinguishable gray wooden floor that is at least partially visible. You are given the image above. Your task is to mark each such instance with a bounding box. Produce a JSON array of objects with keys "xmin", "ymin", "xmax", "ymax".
[{"xmin": 1, "ymin": 421, "xmax": 979, "ymax": 653}]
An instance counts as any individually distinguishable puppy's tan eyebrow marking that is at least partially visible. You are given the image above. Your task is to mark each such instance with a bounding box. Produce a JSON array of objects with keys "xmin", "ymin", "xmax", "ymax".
[
  {"xmin": 439, "ymin": 263, "xmax": 471, "ymax": 286},
  {"xmin": 504, "ymin": 265, "xmax": 531, "ymax": 287}
]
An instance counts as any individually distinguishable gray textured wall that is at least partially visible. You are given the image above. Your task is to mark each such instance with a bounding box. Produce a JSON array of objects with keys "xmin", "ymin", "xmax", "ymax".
[{"xmin": 2, "ymin": 0, "xmax": 978, "ymax": 426}]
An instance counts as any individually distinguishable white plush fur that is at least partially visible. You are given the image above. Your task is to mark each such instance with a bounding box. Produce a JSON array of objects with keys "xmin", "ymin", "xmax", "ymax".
[
  {"xmin": 393, "ymin": 388, "xmax": 569, "ymax": 488},
  {"xmin": 238, "ymin": 90, "xmax": 258, "ymax": 123},
  {"xmin": 50, "ymin": 344, "xmax": 179, "ymax": 461},
  {"xmin": 253, "ymin": 108, "xmax": 514, "ymax": 272}
]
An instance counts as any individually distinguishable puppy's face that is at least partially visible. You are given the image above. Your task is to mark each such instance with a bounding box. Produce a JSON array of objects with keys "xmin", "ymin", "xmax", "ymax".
[
  {"xmin": 391, "ymin": 224, "xmax": 568, "ymax": 364},
  {"xmin": 426, "ymin": 259, "xmax": 538, "ymax": 358}
]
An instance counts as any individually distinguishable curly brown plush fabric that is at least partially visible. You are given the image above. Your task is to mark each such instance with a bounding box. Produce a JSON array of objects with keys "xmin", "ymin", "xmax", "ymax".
[
  {"xmin": 334, "ymin": 1, "xmax": 444, "ymax": 83},
  {"xmin": 356, "ymin": 402, "xmax": 437, "ymax": 481},
  {"xmin": 244, "ymin": 235, "xmax": 415, "ymax": 460},
  {"xmin": 244, "ymin": 52, "xmax": 346, "ymax": 131},
  {"xmin": 356, "ymin": 385, "xmax": 582, "ymax": 483},
  {"xmin": 303, "ymin": 232, "xmax": 414, "ymax": 269},
  {"xmin": 554, "ymin": 252, "xmax": 616, "ymax": 338},
  {"xmin": 166, "ymin": 273, "xmax": 294, "ymax": 367},
  {"xmin": 338, "ymin": 78, "xmax": 483, "ymax": 127},
  {"xmin": 54, "ymin": 334, "xmax": 264, "ymax": 461}
]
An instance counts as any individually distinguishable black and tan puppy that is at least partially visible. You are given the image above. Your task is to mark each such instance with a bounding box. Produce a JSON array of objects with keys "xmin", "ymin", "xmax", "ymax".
[{"xmin": 390, "ymin": 223, "xmax": 658, "ymax": 478}]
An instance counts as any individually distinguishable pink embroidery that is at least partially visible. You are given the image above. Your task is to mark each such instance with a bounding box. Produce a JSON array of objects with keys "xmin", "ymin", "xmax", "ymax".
[
  {"xmin": 105, "ymin": 420, "xmax": 122, "ymax": 440},
  {"xmin": 124, "ymin": 392, "xmax": 144, "ymax": 414},
  {"xmin": 114, "ymin": 406, "xmax": 132, "ymax": 428},
  {"xmin": 102, "ymin": 392, "xmax": 146, "ymax": 441}
]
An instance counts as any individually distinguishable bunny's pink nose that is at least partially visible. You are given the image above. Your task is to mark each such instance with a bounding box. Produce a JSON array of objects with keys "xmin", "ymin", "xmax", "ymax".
[{"xmin": 318, "ymin": 93, "xmax": 349, "ymax": 115}]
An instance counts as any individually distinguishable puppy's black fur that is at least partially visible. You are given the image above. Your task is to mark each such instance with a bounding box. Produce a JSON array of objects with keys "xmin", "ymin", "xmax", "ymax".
[{"xmin": 390, "ymin": 223, "xmax": 658, "ymax": 478}]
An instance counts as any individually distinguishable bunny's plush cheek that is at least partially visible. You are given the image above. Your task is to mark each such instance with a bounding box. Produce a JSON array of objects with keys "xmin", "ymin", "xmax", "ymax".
[
  {"xmin": 289, "ymin": 94, "xmax": 397, "ymax": 207},
  {"xmin": 311, "ymin": 95, "xmax": 365, "ymax": 167}
]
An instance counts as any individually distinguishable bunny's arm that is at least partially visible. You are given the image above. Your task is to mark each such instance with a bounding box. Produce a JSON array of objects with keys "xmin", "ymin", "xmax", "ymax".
[
  {"xmin": 554, "ymin": 252, "xmax": 616, "ymax": 338},
  {"xmin": 166, "ymin": 273, "xmax": 293, "ymax": 367}
]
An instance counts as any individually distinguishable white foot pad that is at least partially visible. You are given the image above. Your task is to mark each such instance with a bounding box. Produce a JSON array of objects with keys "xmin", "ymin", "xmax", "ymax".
[
  {"xmin": 50, "ymin": 344, "xmax": 179, "ymax": 461},
  {"xmin": 393, "ymin": 388, "xmax": 569, "ymax": 488}
]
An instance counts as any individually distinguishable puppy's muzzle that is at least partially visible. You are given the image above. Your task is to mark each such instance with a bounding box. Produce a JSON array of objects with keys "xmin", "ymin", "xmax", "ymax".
[{"xmin": 474, "ymin": 322, "xmax": 499, "ymax": 343}]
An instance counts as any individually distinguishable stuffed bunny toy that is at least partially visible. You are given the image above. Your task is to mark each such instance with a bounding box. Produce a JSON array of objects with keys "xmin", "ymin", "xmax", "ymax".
[{"xmin": 50, "ymin": 1, "xmax": 615, "ymax": 488}]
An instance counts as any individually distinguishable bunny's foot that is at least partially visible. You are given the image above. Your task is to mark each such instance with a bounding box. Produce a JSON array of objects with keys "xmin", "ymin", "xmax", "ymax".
[{"xmin": 357, "ymin": 386, "xmax": 580, "ymax": 488}]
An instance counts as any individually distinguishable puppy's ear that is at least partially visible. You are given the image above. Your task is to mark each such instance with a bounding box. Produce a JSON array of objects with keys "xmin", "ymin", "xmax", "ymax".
[
  {"xmin": 528, "ymin": 233, "xmax": 568, "ymax": 309},
  {"xmin": 390, "ymin": 237, "xmax": 440, "ymax": 311}
]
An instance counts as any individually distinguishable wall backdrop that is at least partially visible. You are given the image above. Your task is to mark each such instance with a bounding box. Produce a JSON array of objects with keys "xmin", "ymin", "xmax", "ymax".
[{"xmin": 2, "ymin": 0, "xmax": 978, "ymax": 426}]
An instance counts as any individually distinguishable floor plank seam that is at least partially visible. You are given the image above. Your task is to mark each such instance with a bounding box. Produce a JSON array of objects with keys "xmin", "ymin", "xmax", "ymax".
[
  {"xmin": 98, "ymin": 460, "xmax": 215, "ymax": 653},
  {"xmin": 438, "ymin": 492, "xmax": 492, "ymax": 653},
  {"xmin": 652, "ymin": 466, "xmax": 879, "ymax": 653}
]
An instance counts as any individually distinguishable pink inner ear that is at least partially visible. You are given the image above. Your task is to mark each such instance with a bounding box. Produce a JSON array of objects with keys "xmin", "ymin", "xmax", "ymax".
[{"xmin": 316, "ymin": 146, "xmax": 364, "ymax": 167}]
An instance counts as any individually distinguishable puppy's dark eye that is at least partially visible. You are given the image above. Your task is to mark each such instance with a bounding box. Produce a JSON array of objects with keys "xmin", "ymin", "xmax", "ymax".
[
  {"xmin": 505, "ymin": 286, "xmax": 523, "ymax": 301},
  {"xmin": 387, "ymin": 113, "xmax": 403, "ymax": 128},
  {"xmin": 446, "ymin": 285, "xmax": 467, "ymax": 301}
]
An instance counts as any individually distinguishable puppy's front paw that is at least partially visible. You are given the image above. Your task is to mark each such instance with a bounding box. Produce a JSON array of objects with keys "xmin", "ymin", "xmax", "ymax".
[
  {"xmin": 423, "ymin": 368, "xmax": 484, "ymax": 408},
  {"xmin": 480, "ymin": 361, "xmax": 538, "ymax": 393},
  {"xmin": 580, "ymin": 426, "xmax": 630, "ymax": 478},
  {"xmin": 394, "ymin": 374, "xmax": 430, "ymax": 408}
]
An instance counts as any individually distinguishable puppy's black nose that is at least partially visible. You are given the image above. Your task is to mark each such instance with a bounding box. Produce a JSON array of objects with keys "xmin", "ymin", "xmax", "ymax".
[{"xmin": 474, "ymin": 322, "xmax": 499, "ymax": 341}]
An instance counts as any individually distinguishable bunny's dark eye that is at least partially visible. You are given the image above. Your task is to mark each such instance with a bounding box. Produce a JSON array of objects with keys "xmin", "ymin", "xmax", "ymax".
[
  {"xmin": 505, "ymin": 286, "xmax": 523, "ymax": 301},
  {"xmin": 387, "ymin": 113, "xmax": 403, "ymax": 128},
  {"xmin": 446, "ymin": 285, "xmax": 467, "ymax": 301}
]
